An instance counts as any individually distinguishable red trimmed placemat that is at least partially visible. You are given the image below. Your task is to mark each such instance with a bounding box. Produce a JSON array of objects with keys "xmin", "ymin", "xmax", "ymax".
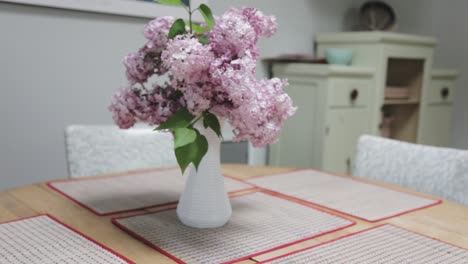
[
  {"xmin": 112, "ymin": 191, "xmax": 354, "ymax": 264},
  {"xmin": 247, "ymin": 169, "xmax": 441, "ymax": 222},
  {"xmin": 259, "ymin": 224, "xmax": 468, "ymax": 263},
  {"xmin": 48, "ymin": 168, "xmax": 255, "ymax": 216},
  {"xmin": 0, "ymin": 214, "xmax": 134, "ymax": 264}
]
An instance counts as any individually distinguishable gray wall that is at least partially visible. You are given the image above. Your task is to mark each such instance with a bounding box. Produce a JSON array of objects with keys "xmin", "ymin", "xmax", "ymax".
[
  {"xmin": 0, "ymin": 2, "xmax": 148, "ymax": 190},
  {"xmin": 0, "ymin": 0, "xmax": 355, "ymax": 190},
  {"xmin": 212, "ymin": 0, "xmax": 355, "ymax": 61}
]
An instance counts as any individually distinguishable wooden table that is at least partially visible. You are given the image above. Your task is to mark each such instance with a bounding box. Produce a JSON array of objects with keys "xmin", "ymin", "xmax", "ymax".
[{"xmin": 1, "ymin": 164, "xmax": 467, "ymax": 263}]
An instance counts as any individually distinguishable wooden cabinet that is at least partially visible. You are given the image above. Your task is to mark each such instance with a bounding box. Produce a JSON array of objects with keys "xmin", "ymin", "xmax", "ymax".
[{"xmin": 269, "ymin": 32, "xmax": 458, "ymax": 174}]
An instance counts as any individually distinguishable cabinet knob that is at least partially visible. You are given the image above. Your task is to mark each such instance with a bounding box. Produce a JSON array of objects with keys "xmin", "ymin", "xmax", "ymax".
[
  {"xmin": 441, "ymin": 87, "xmax": 450, "ymax": 99},
  {"xmin": 350, "ymin": 89, "xmax": 359, "ymax": 101}
]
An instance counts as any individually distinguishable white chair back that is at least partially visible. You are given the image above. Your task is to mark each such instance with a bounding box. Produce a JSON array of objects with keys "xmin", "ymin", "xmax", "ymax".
[
  {"xmin": 65, "ymin": 125, "xmax": 176, "ymax": 178},
  {"xmin": 354, "ymin": 135, "xmax": 468, "ymax": 205}
]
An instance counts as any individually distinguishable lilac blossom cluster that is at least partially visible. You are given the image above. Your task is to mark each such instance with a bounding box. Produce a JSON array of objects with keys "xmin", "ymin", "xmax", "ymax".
[{"xmin": 109, "ymin": 8, "xmax": 296, "ymax": 147}]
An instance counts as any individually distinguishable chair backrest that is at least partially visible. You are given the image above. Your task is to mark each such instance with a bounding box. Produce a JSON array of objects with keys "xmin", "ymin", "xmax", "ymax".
[
  {"xmin": 65, "ymin": 125, "xmax": 177, "ymax": 178},
  {"xmin": 354, "ymin": 135, "xmax": 468, "ymax": 205}
]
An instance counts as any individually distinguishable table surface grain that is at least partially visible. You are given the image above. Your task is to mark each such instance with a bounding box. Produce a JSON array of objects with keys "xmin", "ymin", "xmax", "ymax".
[{"xmin": 1, "ymin": 164, "xmax": 467, "ymax": 263}]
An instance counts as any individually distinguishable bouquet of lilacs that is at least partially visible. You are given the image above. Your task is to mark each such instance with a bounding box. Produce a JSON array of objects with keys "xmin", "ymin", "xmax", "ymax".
[{"xmin": 109, "ymin": 0, "xmax": 296, "ymax": 173}]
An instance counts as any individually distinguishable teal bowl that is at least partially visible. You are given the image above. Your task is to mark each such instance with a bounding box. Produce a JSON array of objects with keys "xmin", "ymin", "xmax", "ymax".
[{"xmin": 325, "ymin": 48, "xmax": 353, "ymax": 65}]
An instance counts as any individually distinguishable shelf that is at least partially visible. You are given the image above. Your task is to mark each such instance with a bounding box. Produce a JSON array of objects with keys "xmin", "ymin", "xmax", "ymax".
[
  {"xmin": 380, "ymin": 104, "xmax": 419, "ymax": 143},
  {"xmin": 384, "ymin": 99, "xmax": 420, "ymax": 105},
  {"xmin": 386, "ymin": 58, "xmax": 423, "ymax": 101},
  {"xmin": 381, "ymin": 58, "xmax": 423, "ymax": 143}
]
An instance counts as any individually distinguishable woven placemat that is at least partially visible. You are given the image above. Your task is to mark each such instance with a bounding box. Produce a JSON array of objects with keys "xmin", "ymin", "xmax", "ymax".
[
  {"xmin": 0, "ymin": 214, "xmax": 133, "ymax": 264},
  {"xmin": 48, "ymin": 168, "xmax": 254, "ymax": 216},
  {"xmin": 247, "ymin": 170, "xmax": 441, "ymax": 222},
  {"xmin": 112, "ymin": 191, "xmax": 354, "ymax": 264},
  {"xmin": 260, "ymin": 224, "xmax": 468, "ymax": 263}
]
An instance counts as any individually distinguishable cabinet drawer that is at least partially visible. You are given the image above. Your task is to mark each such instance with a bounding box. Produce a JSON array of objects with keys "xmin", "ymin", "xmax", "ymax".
[
  {"xmin": 427, "ymin": 80, "xmax": 454, "ymax": 104},
  {"xmin": 329, "ymin": 80, "xmax": 370, "ymax": 107}
]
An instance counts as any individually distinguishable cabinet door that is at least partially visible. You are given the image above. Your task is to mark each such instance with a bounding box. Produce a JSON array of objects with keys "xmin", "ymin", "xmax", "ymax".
[
  {"xmin": 269, "ymin": 82, "xmax": 320, "ymax": 168},
  {"xmin": 323, "ymin": 108, "xmax": 370, "ymax": 175},
  {"xmin": 419, "ymin": 79, "xmax": 454, "ymax": 147},
  {"xmin": 419, "ymin": 104, "xmax": 453, "ymax": 147}
]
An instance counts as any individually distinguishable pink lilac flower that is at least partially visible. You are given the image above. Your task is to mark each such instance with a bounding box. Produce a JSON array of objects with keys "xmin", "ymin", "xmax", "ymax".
[
  {"xmin": 242, "ymin": 7, "xmax": 278, "ymax": 37},
  {"xmin": 124, "ymin": 16, "xmax": 176, "ymax": 84},
  {"xmin": 161, "ymin": 35, "xmax": 217, "ymax": 115},
  {"xmin": 141, "ymin": 44, "xmax": 169, "ymax": 76},
  {"xmin": 208, "ymin": 50, "xmax": 295, "ymax": 146},
  {"xmin": 161, "ymin": 34, "xmax": 215, "ymax": 88},
  {"xmin": 144, "ymin": 16, "xmax": 175, "ymax": 51},
  {"xmin": 209, "ymin": 7, "xmax": 277, "ymax": 60},
  {"xmin": 215, "ymin": 77, "xmax": 296, "ymax": 147},
  {"xmin": 209, "ymin": 8, "xmax": 258, "ymax": 59},
  {"xmin": 110, "ymin": 7, "xmax": 296, "ymax": 147},
  {"xmin": 209, "ymin": 51, "xmax": 257, "ymax": 108},
  {"xmin": 182, "ymin": 85, "xmax": 212, "ymax": 115},
  {"xmin": 109, "ymin": 84, "xmax": 183, "ymax": 128},
  {"xmin": 146, "ymin": 83, "xmax": 184, "ymax": 124},
  {"xmin": 123, "ymin": 51, "xmax": 155, "ymax": 84},
  {"xmin": 109, "ymin": 86, "xmax": 140, "ymax": 128}
]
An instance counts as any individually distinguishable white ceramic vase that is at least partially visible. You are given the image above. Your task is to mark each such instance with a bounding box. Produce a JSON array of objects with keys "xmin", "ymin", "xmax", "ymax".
[{"xmin": 176, "ymin": 123, "xmax": 232, "ymax": 228}]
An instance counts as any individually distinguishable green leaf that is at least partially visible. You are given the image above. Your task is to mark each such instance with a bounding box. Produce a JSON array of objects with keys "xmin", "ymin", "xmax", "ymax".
[
  {"xmin": 155, "ymin": 108, "xmax": 195, "ymax": 130},
  {"xmin": 192, "ymin": 132, "xmax": 208, "ymax": 169},
  {"xmin": 174, "ymin": 130, "xmax": 208, "ymax": 173},
  {"xmin": 199, "ymin": 4, "xmax": 215, "ymax": 29},
  {"xmin": 175, "ymin": 143, "xmax": 194, "ymax": 174},
  {"xmin": 203, "ymin": 112, "xmax": 222, "ymax": 138},
  {"xmin": 173, "ymin": 127, "xmax": 197, "ymax": 148},
  {"xmin": 198, "ymin": 35, "xmax": 210, "ymax": 45},
  {"xmin": 185, "ymin": 21, "xmax": 208, "ymax": 34},
  {"xmin": 154, "ymin": 0, "xmax": 184, "ymax": 6},
  {"xmin": 168, "ymin": 19, "xmax": 187, "ymax": 39}
]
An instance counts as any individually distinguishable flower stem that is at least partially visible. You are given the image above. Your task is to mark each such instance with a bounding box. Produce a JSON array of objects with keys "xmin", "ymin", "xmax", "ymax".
[
  {"xmin": 189, "ymin": 114, "xmax": 203, "ymax": 127},
  {"xmin": 188, "ymin": 2, "xmax": 193, "ymax": 34},
  {"xmin": 139, "ymin": 82, "xmax": 148, "ymax": 90}
]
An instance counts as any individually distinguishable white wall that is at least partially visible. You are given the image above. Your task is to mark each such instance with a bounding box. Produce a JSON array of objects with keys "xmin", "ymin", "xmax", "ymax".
[{"xmin": 0, "ymin": 0, "xmax": 355, "ymax": 191}]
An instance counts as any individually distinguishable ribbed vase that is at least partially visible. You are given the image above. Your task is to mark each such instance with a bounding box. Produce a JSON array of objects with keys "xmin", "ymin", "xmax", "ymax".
[{"xmin": 176, "ymin": 123, "xmax": 232, "ymax": 228}]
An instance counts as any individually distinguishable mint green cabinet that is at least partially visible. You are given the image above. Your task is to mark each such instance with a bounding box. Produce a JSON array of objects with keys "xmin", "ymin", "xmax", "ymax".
[
  {"xmin": 323, "ymin": 108, "xmax": 370, "ymax": 174},
  {"xmin": 269, "ymin": 64, "xmax": 373, "ymax": 174},
  {"xmin": 269, "ymin": 32, "xmax": 457, "ymax": 174},
  {"xmin": 418, "ymin": 70, "xmax": 457, "ymax": 147}
]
